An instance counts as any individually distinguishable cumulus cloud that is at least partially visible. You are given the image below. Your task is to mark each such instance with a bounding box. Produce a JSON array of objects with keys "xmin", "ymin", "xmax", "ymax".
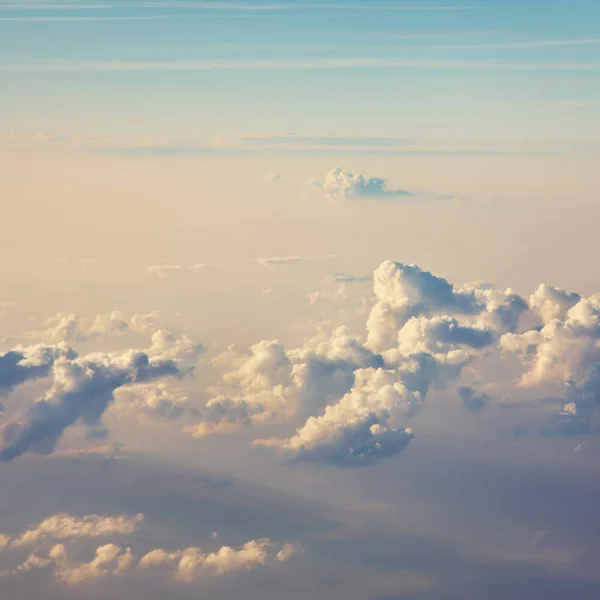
[
  {"xmin": 25, "ymin": 311, "xmax": 164, "ymax": 344},
  {"xmin": 0, "ymin": 343, "xmax": 75, "ymax": 395},
  {"xmin": 247, "ymin": 261, "xmax": 532, "ymax": 464},
  {"xmin": 113, "ymin": 382, "xmax": 194, "ymax": 422},
  {"xmin": 309, "ymin": 167, "xmax": 414, "ymax": 201},
  {"xmin": 529, "ymin": 283, "xmax": 581, "ymax": 325},
  {"xmin": 7, "ymin": 255, "xmax": 600, "ymax": 465},
  {"xmin": 11, "ymin": 514, "xmax": 144, "ymax": 547},
  {"xmin": 190, "ymin": 327, "xmax": 384, "ymax": 439},
  {"xmin": 14, "ymin": 542, "xmax": 132, "ymax": 584},
  {"xmin": 0, "ymin": 331, "xmax": 203, "ymax": 461},
  {"xmin": 138, "ymin": 538, "xmax": 297, "ymax": 581},
  {"xmin": 501, "ymin": 293, "xmax": 600, "ymax": 387},
  {"xmin": 2, "ymin": 514, "xmax": 298, "ymax": 586},
  {"xmin": 255, "ymin": 367, "xmax": 416, "ymax": 465},
  {"xmin": 366, "ymin": 261, "xmax": 484, "ymax": 352}
]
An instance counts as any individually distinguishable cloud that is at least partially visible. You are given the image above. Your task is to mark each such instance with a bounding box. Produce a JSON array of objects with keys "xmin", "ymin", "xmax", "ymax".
[
  {"xmin": 366, "ymin": 261, "xmax": 484, "ymax": 352},
  {"xmin": 11, "ymin": 514, "xmax": 144, "ymax": 548},
  {"xmin": 6, "ymin": 130, "xmax": 597, "ymax": 158},
  {"xmin": 255, "ymin": 255, "xmax": 337, "ymax": 266},
  {"xmin": 309, "ymin": 167, "xmax": 414, "ymax": 201},
  {"xmin": 0, "ymin": 2, "xmax": 484, "ymax": 12},
  {"xmin": 189, "ymin": 327, "xmax": 384, "ymax": 438},
  {"xmin": 0, "ymin": 331, "xmax": 203, "ymax": 461},
  {"xmin": 263, "ymin": 172, "xmax": 281, "ymax": 183},
  {"xmin": 0, "ymin": 343, "xmax": 75, "ymax": 395},
  {"xmin": 113, "ymin": 383, "xmax": 194, "ymax": 422},
  {"xmin": 249, "ymin": 261, "xmax": 532, "ymax": 464},
  {"xmin": 0, "ymin": 15, "xmax": 169, "ymax": 22},
  {"xmin": 138, "ymin": 538, "xmax": 295, "ymax": 581},
  {"xmin": 7, "ymin": 57, "xmax": 599, "ymax": 73},
  {"xmin": 253, "ymin": 353, "xmax": 450, "ymax": 465},
  {"xmin": 458, "ymin": 386, "xmax": 491, "ymax": 411},
  {"xmin": 2, "ymin": 511, "xmax": 299, "ymax": 585},
  {"xmin": 25, "ymin": 311, "xmax": 163, "ymax": 344},
  {"xmin": 529, "ymin": 283, "xmax": 581, "ymax": 325},
  {"xmin": 14, "ymin": 542, "xmax": 131, "ymax": 584},
  {"xmin": 5, "ymin": 256, "xmax": 600, "ymax": 465},
  {"xmin": 147, "ymin": 264, "xmax": 215, "ymax": 277},
  {"xmin": 255, "ymin": 367, "xmax": 417, "ymax": 465},
  {"xmin": 326, "ymin": 273, "xmax": 372, "ymax": 284}
]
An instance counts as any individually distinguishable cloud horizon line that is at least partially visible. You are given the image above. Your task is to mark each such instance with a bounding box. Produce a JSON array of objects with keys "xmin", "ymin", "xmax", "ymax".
[{"xmin": 2, "ymin": 57, "xmax": 600, "ymax": 72}]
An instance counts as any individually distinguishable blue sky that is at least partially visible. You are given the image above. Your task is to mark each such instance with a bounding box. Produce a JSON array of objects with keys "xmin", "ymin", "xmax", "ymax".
[{"xmin": 1, "ymin": 0, "xmax": 599, "ymax": 145}]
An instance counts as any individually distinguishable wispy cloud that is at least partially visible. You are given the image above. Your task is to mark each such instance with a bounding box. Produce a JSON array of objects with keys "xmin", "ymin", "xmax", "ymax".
[
  {"xmin": 0, "ymin": 15, "xmax": 168, "ymax": 21},
  {"xmin": 147, "ymin": 263, "xmax": 215, "ymax": 277},
  {"xmin": 0, "ymin": 2, "xmax": 486, "ymax": 11},
  {"xmin": 0, "ymin": 3, "xmax": 112, "ymax": 9},
  {"xmin": 255, "ymin": 255, "xmax": 337, "ymax": 266},
  {"xmin": 406, "ymin": 38, "xmax": 600, "ymax": 50},
  {"xmin": 4, "ymin": 131, "xmax": 600, "ymax": 158},
  {"xmin": 2, "ymin": 57, "xmax": 598, "ymax": 72}
]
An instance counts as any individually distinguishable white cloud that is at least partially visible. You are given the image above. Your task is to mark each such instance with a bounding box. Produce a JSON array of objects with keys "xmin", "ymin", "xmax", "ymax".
[
  {"xmin": 139, "ymin": 538, "xmax": 297, "ymax": 581},
  {"xmin": 0, "ymin": 331, "xmax": 203, "ymax": 461},
  {"xmin": 309, "ymin": 167, "xmax": 414, "ymax": 201},
  {"xmin": 2, "ymin": 514, "xmax": 298, "ymax": 585},
  {"xmin": 5, "ymin": 57, "xmax": 597, "ymax": 73},
  {"xmin": 11, "ymin": 514, "xmax": 144, "ymax": 548},
  {"xmin": 24, "ymin": 310, "xmax": 164, "ymax": 344},
  {"xmin": 263, "ymin": 172, "xmax": 281, "ymax": 183},
  {"xmin": 255, "ymin": 254, "xmax": 337, "ymax": 267},
  {"xmin": 148, "ymin": 264, "xmax": 215, "ymax": 278}
]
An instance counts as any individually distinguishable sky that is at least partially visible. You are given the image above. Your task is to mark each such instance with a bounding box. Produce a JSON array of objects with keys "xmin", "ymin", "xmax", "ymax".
[{"xmin": 1, "ymin": 0, "xmax": 600, "ymax": 598}]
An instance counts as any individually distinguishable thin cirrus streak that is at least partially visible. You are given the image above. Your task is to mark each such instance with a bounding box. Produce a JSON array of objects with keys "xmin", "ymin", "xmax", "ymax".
[
  {"xmin": 404, "ymin": 38, "xmax": 600, "ymax": 50},
  {"xmin": 0, "ymin": 15, "xmax": 169, "ymax": 21},
  {"xmin": 1, "ymin": 57, "xmax": 600, "ymax": 71},
  {"xmin": 0, "ymin": 2, "xmax": 487, "ymax": 10}
]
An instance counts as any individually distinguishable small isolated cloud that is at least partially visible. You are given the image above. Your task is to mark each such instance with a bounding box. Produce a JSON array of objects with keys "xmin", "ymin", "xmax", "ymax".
[
  {"xmin": 147, "ymin": 264, "xmax": 215, "ymax": 278},
  {"xmin": 256, "ymin": 254, "xmax": 337, "ymax": 267},
  {"xmin": 261, "ymin": 288, "xmax": 274, "ymax": 297},
  {"xmin": 263, "ymin": 173, "xmax": 281, "ymax": 183},
  {"xmin": 309, "ymin": 167, "xmax": 414, "ymax": 201}
]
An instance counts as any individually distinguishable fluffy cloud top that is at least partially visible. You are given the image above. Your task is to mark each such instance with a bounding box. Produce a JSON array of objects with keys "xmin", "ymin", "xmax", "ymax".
[
  {"xmin": 2, "ymin": 513, "xmax": 299, "ymax": 586},
  {"xmin": 3, "ymin": 256, "xmax": 600, "ymax": 468},
  {"xmin": 0, "ymin": 331, "xmax": 203, "ymax": 461},
  {"xmin": 26, "ymin": 311, "xmax": 162, "ymax": 344},
  {"xmin": 255, "ymin": 367, "xmax": 416, "ymax": 465},
  {"xmin": 0, "ymin": 343, "xmax": 76, "ymax": 395},
  {"xmin": 10, "ymin": 514, "xmax": 144, "ymax": 547},
  {"xmin": 139, "ymin": 538, "xmax": 297, "ymax": 581},
  {"xmin": 310, "ymin": 167, "xmax": 414, "ymax": 201}
]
